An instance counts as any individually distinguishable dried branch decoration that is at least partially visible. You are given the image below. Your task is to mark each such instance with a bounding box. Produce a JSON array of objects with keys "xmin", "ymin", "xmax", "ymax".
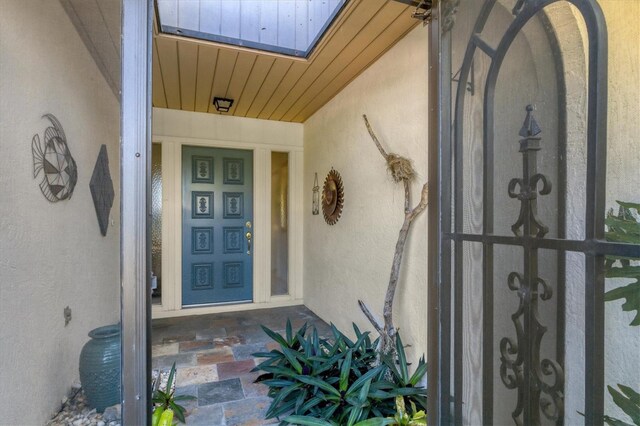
[
  {"xmin": 362, "ymin": 115, "xmax": 417, "ymax": 183},
  {"xmin": 359, "ymin": 114, "xmax": 429, "ymax": 359}
]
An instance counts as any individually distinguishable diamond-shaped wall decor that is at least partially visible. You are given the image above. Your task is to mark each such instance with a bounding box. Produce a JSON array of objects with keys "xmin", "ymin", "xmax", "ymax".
[{"xmin": 90, "ymin": 145, "xmax": 115, "ymax": 236}]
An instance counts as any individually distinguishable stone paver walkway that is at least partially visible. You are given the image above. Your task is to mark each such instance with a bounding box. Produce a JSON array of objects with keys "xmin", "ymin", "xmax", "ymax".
[{"xmin": 151, "ymin": 305, "xmax": 331, "ymax": 426}]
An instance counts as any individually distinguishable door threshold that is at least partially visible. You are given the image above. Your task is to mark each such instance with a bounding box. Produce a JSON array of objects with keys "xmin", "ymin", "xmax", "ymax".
[
  {"xmin": 182, "ymin": 299, "xmax": 252, "ymax": 309},
  {"xmin": 152, "ymin": 299, "xmax": 303, "ymax": 319}
]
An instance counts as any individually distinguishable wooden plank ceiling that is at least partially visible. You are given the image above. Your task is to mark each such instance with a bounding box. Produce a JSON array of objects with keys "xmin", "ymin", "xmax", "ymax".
[{"xmin": 153, "ymin": 0, "xmax": 419, "ymax": 123}]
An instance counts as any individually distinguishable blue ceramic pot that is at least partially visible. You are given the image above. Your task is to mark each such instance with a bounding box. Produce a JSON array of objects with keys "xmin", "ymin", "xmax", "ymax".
[{"xmin": 79, "ymin": 324, "xmax": 121, "ymax": 412}]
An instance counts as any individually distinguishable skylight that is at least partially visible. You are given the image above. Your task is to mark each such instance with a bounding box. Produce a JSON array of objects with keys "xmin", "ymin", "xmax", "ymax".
[{"xmin": 156, "ymin": 0, "xmax": 347, "ymax": 58}]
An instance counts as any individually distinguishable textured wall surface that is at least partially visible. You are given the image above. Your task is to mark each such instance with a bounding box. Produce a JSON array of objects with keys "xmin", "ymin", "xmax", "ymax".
[
  {"xmin": 153, "ymin": 108, "xmax": 303, "ymax": 147},
  {"xmin": 551, "ymin": 2, "xmax": 640, "ymax": 423},
  {"xmin": 599, "ymin": 0, "xmax": 640, "ymax": 421},
  {"xmin": 547, "ymin": 4, "xmax": 590, "ymax": 423},
  {"xmin": 0, "ymin": 1, "xmax": 120, "ymax": 424},
  {"xmin": 303, "ymin": 25, "xmax": 429, "ymax": 366}
]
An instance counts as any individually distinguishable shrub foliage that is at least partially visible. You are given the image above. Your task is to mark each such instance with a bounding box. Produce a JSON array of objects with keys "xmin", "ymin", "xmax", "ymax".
[{"xmin": 253, "ymin": 320, "xmax": 427, "ymax": 425}]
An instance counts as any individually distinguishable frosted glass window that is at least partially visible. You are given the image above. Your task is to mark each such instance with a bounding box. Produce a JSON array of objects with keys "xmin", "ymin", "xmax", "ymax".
[
  {"xmin": 271, "ymin": 152, "xmax": 289, "ymax": 296},
  {"xmin": 157, "ymin": 0, "xmax": 347, "ymax": 58},
  {"xmin": 151, "ymin": 143, "xmax": 162, "ymax": 305}
]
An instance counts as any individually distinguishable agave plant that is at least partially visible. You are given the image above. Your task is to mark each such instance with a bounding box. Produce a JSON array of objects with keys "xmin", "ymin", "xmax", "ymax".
[{"xmin": 253, "ymin": 320, "xmax": 427, "ymax": 424}]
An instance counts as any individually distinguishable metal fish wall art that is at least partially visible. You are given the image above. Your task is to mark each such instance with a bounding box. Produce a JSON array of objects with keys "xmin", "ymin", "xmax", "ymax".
[{"xmin": 32, "ymin": 114, "xmax": 78, "ymax": 202}]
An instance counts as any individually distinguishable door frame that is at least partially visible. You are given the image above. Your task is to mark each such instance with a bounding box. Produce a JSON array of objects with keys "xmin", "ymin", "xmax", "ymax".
[
  {"xmin": 151, "ymin": 135, "xmax": 304, "ymax": 318},
  {"xmin": 121, "ymin": 0, "xmax": 152, "ymax": 423},
  {"xmin": 426, "ymin": 2, "xmax": 441, "ymax": 424}
]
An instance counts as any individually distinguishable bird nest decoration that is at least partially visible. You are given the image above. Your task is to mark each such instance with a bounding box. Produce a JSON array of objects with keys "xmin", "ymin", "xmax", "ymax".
[{"xmin": 322, "ymin": 168, "xmax": 344, "ymax": 225}]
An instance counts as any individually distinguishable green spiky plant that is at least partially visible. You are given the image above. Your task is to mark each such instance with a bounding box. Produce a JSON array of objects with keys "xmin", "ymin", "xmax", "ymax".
[
  {"xmin": 284, "ymin": 395, "xmax": 426, "ymax": 426},
  {"xmin": 151, "ymin": 362, "xmax": 196, "ymax": 424},
  {"xmin": 603, "ymin": 201, "xmax": 640, "ymax": 426},
  {"xmin": 385, "ymin": 396, "xmax": 427, "ymax": 426},
  {"xmin": 253, "ymin": 320, "xmax": 427, "ymax": 424}
]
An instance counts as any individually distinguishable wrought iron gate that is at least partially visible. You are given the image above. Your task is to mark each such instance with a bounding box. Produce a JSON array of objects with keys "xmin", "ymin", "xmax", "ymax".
[{"xmin": 429, "ymin": 0, "xmax": 640, "ymax": 424}]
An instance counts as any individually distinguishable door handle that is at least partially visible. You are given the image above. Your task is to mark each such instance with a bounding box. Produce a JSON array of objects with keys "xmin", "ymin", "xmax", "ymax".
[{"xmin": 246, "ymin": 231, "xmax": 252, "ymax": 255}]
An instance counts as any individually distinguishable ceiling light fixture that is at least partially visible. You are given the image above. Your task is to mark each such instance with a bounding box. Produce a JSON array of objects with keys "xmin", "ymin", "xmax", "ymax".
[{"xmin": 213, "ymin": 97, "xmax": 234, "ymax": 113}]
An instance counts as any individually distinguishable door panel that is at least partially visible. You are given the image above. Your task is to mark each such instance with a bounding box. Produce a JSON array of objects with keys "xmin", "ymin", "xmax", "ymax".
[{"xmin": 182, "ymin": 146, "xmax": 253, "ymax": 306}]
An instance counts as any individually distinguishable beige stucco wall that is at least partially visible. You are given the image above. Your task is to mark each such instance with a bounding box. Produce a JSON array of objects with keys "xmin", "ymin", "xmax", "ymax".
[
  {"xmin": 303, "ymin": 25, "xmax": 429, "ymax": 366},
  {"xmin": 0, "ymin": 1, "xmax": 120, "ymax": 424},
  {"xmin": 601, "ymin": 0, "xmax": 640, "ymax": 206},
  {"xmin": 599, "ymin": 0, "xmax": 640, "ymax": 421},
  {"xmin": 550, "ymin": 2, "xmax": 640, "ymax": 423},
  {"xmin": 152, "ymin": 108, "xmax": 304, "ymax": 147}
]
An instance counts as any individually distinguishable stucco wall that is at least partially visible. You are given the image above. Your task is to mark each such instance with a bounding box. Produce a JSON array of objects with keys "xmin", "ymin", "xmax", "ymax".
[
  {"xmin": 0, "ymin": 1, "xmax": 120, "ymax": 424},
  {"xmin": 548, "ymin": 2, "xmax": 640, "ymax": 423},
  {"xmin": 303, "ymin": 25, "xmax": 429, "ymax": 365},
  {"xmin": 598, "ymin": 0, "xmax": 640, "ymax": 421},
  {"xmin": 153, "ymin": 108, "xmax": 303, "ymax": 148}
]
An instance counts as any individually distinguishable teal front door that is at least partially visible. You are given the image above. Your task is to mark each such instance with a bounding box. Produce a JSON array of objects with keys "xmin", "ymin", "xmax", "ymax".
[{"xmin": 182, "ymin": 146, "xmax": 253, "ymax": 306}]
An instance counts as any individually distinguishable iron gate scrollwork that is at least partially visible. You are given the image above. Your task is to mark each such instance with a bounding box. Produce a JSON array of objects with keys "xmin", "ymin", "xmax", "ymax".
[
  {"xmin": 500, "ymin": 105, "xmax": 564, "ymax": 424},
  {"xmin": 431, "ymin": 0, "xmax": 640, "ymax": 424}
]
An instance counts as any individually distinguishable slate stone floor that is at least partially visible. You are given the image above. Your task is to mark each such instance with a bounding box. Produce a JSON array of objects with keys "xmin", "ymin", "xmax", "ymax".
[{"xmin": 151, "ymin": 305, "xmax": 332, "ymax": 426}]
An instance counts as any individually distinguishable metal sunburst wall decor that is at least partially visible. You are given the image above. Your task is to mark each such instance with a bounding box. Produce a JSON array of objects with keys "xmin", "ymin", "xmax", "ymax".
[
  {"xmin": 322, "ymin": 168, "xmax": 344, "ymax": 225},
  {"xmin": 32, "ymin": 114, "xmax": 78, "ymax": 202},
  {"xmin": 90, "ymin": 144, "xmax": 115, "ymax": 236}
]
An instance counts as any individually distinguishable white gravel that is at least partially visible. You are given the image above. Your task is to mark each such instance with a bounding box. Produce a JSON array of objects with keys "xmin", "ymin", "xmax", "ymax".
[
  {"xmin": 47, "ymin": 369, "xmax": 170, "ymax": 426},
  {"xmin": 46, "ymin": 387, "xmax": 120, "ymax": 426}
]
